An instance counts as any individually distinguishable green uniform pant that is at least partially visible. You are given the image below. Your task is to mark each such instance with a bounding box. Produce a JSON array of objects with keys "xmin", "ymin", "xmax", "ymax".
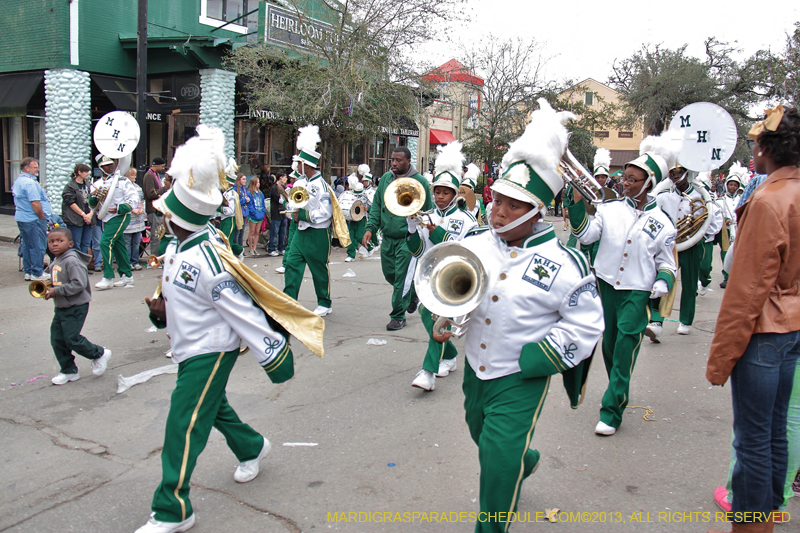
[
  {"xmin": 716, "ymin": 229, "xmax": 730, "ymax": 281},
  {"xmin": 346, "ymin": 218, "xmax": 372, "ymax": 259},
  {"xmin": 463, "ymin": 363, "xmax": 547, "ymax": 533},
  {"xmin": 650, "ymin": 242, "xmax": 702, "ymax": 326},
  {"xmin": 597, "ymin": 280, "xmax": 651, "ymax": 428},
  {"xmin": 380, "ymin": 235, "xmax": 415, "ymax": 321},
  {"xmin": 282, "ymin": 220, "xmax": 296, "ymax": 268},
  {"xmin": 699, "ymin": 240, "xmax": 714, "ymax": 288},
  {"xmin": 151, "ymin": 349, "xmax": 264, "ymax": 523},
  {"xmin": 219, "ymin": 217, "xmax": 243, "ymax": 257},
  {"xmin": 420, "ymin": 305, "xmax": 457, "ymax": 374},
  {"xmin": 50, "ymin": 303, "xmax": 103, "ymax": 374},
  {"xmin": 283, "ymin": 226, "xmax": 331, "ymax": 308},
  {"xmin": 100, "ymin": 213, "xmax": 131, "ymax": 279}
]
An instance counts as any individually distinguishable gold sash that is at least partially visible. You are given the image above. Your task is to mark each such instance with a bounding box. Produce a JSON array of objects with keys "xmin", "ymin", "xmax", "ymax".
[
  {"xmin": 328, "ymin": 190, "xmax": 351, "ymax": 248},
  {"xmin": 213, "ymin": 244, "xmax": 325, "ymax": 358},
  {"xmin": 232, "ymin": 190, "xmax": 244, "ymax": 230}
]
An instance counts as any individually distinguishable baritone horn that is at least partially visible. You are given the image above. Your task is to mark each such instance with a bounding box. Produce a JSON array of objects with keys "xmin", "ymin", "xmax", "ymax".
[
  {"xmin": 414, "ymin": 242, "xmax": 488, "ymax": 337},
  {"xmin": 29, "ymin": 279, "xmax": 53, "ymax": 298},
  {"xmin": 558, "ymin": 149, "xmax": 607, "ymax": 208},
  {"xmin": 384, "ymin": 177, "xmax": 432, "ymax": 224}
]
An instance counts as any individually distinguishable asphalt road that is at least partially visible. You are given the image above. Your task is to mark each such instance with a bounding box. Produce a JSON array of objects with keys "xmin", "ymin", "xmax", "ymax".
[{"xmin": 0, "ymin": 218, "xmax": 796, "ymax": 533}]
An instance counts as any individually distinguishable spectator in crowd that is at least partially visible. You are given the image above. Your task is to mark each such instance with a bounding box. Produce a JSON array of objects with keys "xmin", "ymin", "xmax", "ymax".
[
  {"xmin": 233, "ymin": 173, "xmax": 249, "ymax": 251},
  {"xmin": 13, "ymin": 157, "xmax": 50, "ymax": 281},
  {"xmin": 267, "ymin": 172, "xmax": 288, "ymax": 256},
  {"xmin": 706, "ymin": 105, "xmax": 800, "ymax": 533},
  {"xmin": 246, "ymin": 176, "xmax": 266, "ymax": 257},
  {"xmin": 61, "ymin": 163, "xmax": 94, "ymax": 258},
  {"xmin": 123, "ymin": 168, "xmax": 146, "ymax": 271},
  {"xmin": 143, "ymin": 157, "xmax": 170, "ymax": 257}
]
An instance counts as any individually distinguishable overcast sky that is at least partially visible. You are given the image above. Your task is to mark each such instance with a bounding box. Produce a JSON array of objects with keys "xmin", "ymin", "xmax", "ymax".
[{"xmin": 417, "ymin": 0, "xmax": 800, "ymax": 86}]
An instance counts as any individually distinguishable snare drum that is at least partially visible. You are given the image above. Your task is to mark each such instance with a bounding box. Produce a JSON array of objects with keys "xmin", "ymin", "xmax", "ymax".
[{"xmin": 339, "ymin": 194, "xmax": 365, "ymax": 222}]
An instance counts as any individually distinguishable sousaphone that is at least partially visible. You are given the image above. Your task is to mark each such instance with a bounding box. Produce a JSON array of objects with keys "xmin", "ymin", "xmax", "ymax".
[{"xmin": 92, "ymin": 111, "xmax": 140, "ymax": 219}]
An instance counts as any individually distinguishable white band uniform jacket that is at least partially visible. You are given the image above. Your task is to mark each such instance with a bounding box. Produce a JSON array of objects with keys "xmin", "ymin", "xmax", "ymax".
[
  {"xmin": 720, "ymin": 193, "xmax": 739, "ymax": 241},
  {"xmin": 656, "ymin": 184, "xmax": 721, "ymax": 243},
  {"xmin": 703, "ymin": 196, "xmax": 723, "ymax": 243},
  {"xmin": 156, "ymin": 226, "xmax": 288, "ymax": 366},
  {"xmin": 407, "ymin": 203, "xmax": 478, "ymax": 257},
  {"xmin": 458, "ymin": 223, "xmax": 604, "ymax": 381},
  {"xmin": 220, "ymin": 187, "xmax": 238, "ymax": 219},
  {"xmin": 293, "ymin": 173, "xmax": 332, "ymax": 231},
  {"xmin": 573, "ymin": 197, "xmax": 677, "ymax": 292},
  {"xmin": 95, "ymin": 173, "xmax": 138, "ymax": 223}
]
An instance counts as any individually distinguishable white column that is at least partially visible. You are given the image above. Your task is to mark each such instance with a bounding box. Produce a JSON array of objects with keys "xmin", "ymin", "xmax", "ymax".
[
  {"xmin": 69, "ymin": 0, "xmax": 80, "ymax": 65},
  {"xmin": 199, "ymin": 68, "xmax": 237, "ymax": 161},
  {"xmin": 44, "ymin": 69, "xmax": 91, "ymax": 216}
]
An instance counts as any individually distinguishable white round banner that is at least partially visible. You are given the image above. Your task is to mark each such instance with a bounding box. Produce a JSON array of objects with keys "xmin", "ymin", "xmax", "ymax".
[
  {"xmin": 93, "ymin": 111, "xmax": 140, "ymax": 159},
  {"xmin": 668, "ymin": 102, "xmax": 737, "ymax": 172}
]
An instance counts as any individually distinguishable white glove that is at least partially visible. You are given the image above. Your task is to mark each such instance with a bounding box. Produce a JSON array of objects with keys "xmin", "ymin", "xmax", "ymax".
[
  {"xmin": 406, "ymin": 216, "xmax": 419, "ymax": 234},
  {"xmin": 650, "ymin": 279, "xmax": 669, "ymax": 299}
]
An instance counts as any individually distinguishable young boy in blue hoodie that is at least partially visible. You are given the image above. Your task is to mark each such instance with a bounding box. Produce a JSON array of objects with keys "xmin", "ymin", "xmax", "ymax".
[{"xmin": 44, "ymin": 227, "xmax": 111, "ymax": 385}]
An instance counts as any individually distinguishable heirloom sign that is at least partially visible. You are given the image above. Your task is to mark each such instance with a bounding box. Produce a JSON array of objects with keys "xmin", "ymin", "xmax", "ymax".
[{"xmin": 264, "ymin": 5, "xmax": 336, "ymax": 52}]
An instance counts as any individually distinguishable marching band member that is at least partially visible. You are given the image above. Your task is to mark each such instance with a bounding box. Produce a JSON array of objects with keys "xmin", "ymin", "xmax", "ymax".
[
  {"xmin": 646, "ymin": 158, "xmax": 712, "ymax": 339},
  {"xmin": 91, "ymin": 155, "xmax": 138, "ymax": 290},
  {"xmin": 137, "ymin": 125, "xmax": 301, "ymax": 533},
  {"xmin": 695, "ymin": 173, "xmax": 724, "ymax": 296},
  {"xmin": 568, "ymin": 141, "xmax": 677, "ymax": 436},
  {"xmin": 217, "ymin": 157, "xmax": 244, "ymax": 256},
  {"xmin": 717, "ymin": 164, "xmax": 747, "ymax": 288},
  {"xmin": 435, "ymin": 99, "xmax": 603, "ymax": 532},
  {"xmin": 361, "ymin": 172, "xmax": 380, "ymax": 252},
  {"xmin": 362, "ymin": 146, "xmax": 433, "ymax": 331},
  {"xmin": 283, "ymin": 125, "xmax": 351, "ymax": 317},
  {"xmin": 344, "ymin": 173, "xmax": 373, "ymax": 262},
  {"xmin": 276, "ymin": 168, "xmax": 302, "ymax": 274},
  {"xmin": 461, "ymin": 163, "xmax": 482, "ymax": 219},
  {"xmin": 407, "ymin": 141, "xmax": 478, "ymax": 391}
]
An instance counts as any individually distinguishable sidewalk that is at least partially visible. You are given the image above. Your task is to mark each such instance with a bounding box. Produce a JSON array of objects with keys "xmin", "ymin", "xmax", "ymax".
[{"xmin": 0, "ymin": 213, "xmax": 18, "ymax": 243}]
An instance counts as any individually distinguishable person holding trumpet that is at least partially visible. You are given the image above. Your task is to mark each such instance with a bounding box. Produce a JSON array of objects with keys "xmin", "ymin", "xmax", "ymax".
[
  {"xmin": 433, "ymin": 100, "xmax": 603, "ymax": 533},
  {"xmin": 362, "ymin": 146, "xmax": 433, "ymax": 331},
  {"xmin": 566, "ymin": 134, "xmax": 677, "ymax": 436},
  {"xmin": 407, "ymin": 140, "xmax": 478, "ymax": 391}
]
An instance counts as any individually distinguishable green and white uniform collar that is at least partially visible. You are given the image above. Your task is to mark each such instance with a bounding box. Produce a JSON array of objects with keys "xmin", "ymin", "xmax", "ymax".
[{"xmin": 176, "ymin": 226, "xmax": 211, "ymax": 253}]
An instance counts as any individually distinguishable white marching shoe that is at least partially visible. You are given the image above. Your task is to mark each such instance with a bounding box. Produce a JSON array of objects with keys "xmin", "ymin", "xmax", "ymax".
[
  {"xmin": 698, "ymin": 281, "xmax": 708, "ymax": 296},
  {"xmin": 95, "ymin": 277, "xmax": 115, "ymax": 290},
  {"xmin": 313, "ymin": 305, "xmax": 332, "ymax": 317},
  {"xmin": 412, "ymin": 369, "xmax": 435, "ymax": 391},
  {"xmin": 275, "ymin": 266, "xmax": 285, "ymax": 273},
  {"xmin": 134, "ymin": 512, "xmax": 195, "ymax": 533},
  {"xmin": 91, "ymin": 348, "xmax": 112, "ymax": 376},
  {"xmin": 436, "ymin": 358, "xmax": 457, "ymax": 377},
  {"xmin": 51, "ymin": 373, "xmax": 80, "ymax": 385},
  {"xmin": 645, "ymin": 321, "xmax": 662, "ymax": 343},
  {"xmin": 234, "ymin": 438, "xmax": 271, "ymax": 483},
  {"xmin": 595, "ymin": 421, "xmax": 617, "ymax": 436},
  {"xmin": 114, "ymin": 275, "xmax": 134, "ymax": 287},
  {"xmin": 344, "ymin": 256, "xmax": 354, "ymax": 262},
  {"xmin": 677, "ymin": 323, "xmax": 691, "ymax": 335}
]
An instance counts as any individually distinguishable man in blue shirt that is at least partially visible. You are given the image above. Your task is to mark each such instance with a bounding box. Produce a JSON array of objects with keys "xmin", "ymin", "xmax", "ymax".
[{"xmin": 13, "ymin": 158, "xmax": 50, "ymax": 280}]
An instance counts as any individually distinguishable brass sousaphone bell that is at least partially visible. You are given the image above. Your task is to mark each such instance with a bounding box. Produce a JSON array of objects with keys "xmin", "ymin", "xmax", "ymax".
[{"xmin": 384, "ymin": 177, "xmax": 432, "ymax": 224}]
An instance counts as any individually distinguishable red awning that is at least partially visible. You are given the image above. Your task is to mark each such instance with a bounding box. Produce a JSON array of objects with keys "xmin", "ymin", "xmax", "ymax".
[{"xmin": 430, "ymin": 129, "xmax": 456, "ymax": 145}]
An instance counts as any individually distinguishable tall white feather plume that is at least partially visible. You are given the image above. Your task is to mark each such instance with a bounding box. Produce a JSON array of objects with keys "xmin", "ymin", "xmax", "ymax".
[
  {"xmin": 357, "ymin": 163, "xmax": 371, "ymax": 176},
  {"xmin": 296, "ymin": 124, "xmax": 320, "ymax": 153},
  {"xmin": 639, "ymin": 129, "xmax": 683, "ymax": 169},
  {"xmin": 593, "ymin": 148, "xmax": 611, "ymax": 171},
  {"xmin": 728, "ymin": 161, "xmax": 749, "ymax": 180},
  {"xmin": 501, "ymin": 98, "xmax": 575, "ymax": 173},
  {"xmin": 225, "ymin": 157, "xmax": 239, "ymax": 179},
  {"xmin": 434, "ymin": 140, "xmax": 464, "ymax": 179},
  {"xmin": 347, "ymin": 174, "xmax": 360, "ymax": 189},
  {"xmin": 168, "ymin": 124, "xmax": 226, "ymax": 194},
  {"xmin": 464, "ymin": 163, "xmax": 481, "ymax": 182}
]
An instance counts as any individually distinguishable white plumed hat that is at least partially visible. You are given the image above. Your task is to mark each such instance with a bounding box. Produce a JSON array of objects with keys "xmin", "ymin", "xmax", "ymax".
[
  {"xmin": 463, "ymin": 163, "xmax": 481, "ymax": 189},
  {"xmin": 432, "ymin": 141, "xmax": 464, "ymax": 192},
  {"xmin": 593, "ymin": 148, "xmax": 611, "ymax": 177},
  {"xmin": 296, "ymin": 124, "xmax": 321, "ymax": 168}
]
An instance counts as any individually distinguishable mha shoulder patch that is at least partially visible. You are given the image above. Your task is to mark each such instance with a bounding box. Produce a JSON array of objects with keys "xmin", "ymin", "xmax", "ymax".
[
  {"xmin": 174, "ymin": 262, "xmax": 200, "ymax": 292},
  {"xmin": 522, "ymin": 254, "xmax": 561, "ymax": 291},
  {"xmin": 643, "ymin": 216, "xmax": 664, "ymax": 240}
]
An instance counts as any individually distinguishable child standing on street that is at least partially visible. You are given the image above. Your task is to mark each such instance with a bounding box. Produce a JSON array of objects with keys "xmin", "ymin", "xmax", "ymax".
[{"xmin": 44, "ymin": 227, "xmax": 111, "ymax": 385}]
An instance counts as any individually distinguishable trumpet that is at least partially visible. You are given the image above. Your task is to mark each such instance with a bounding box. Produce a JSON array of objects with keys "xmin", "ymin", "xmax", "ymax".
[
  {"xmin": 384, "ymin": 177, "xmax": 433, "ymax": 225},
  {"xmin": 414, "ymin": 242, "xmax": 488, "ymax": 337},
  {"xmin": 280, "ymin": 186, "xmax": 310, "ymax": 214},
  {"xmin": 29, "ymin": 279, "xmax": 53, "ymax": 298},
  {"xmin": 558, "ymin": 149, "xmax": 607, "ymax": 206},
  {"xmin": 147, "ymin": 254, "xmax": 165, "ymax": 269}
]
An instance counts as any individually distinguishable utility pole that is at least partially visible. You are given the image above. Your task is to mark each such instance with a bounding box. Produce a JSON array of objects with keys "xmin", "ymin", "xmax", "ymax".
[{"xmin": 135, "ymin": 0, "xmax": 148, "ymax": 183}]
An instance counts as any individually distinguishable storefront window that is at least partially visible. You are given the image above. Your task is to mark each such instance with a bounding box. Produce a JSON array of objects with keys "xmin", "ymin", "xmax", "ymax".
[
  {"xmin": 240, "ymin": 121, "xmax": 264, "ymax": 155},
  {"xmin": 271, "ymin": 127, "xmax": 294, "ymax": 166},
  {"xmin": 370, "ymin": 135, "xmax": 386, "ymax": 160},
  {"xmin": 348, "ymin": 138, "xmax": 365, "ymax": 166}
]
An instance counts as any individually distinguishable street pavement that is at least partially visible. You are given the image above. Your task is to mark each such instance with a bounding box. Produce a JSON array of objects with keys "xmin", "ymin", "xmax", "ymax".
[{"xmin": 0, "ymin": 216, "xmax": 796, "ymax": 533}]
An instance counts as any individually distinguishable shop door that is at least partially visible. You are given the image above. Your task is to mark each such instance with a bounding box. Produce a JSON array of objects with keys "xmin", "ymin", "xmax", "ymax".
[{"xmin": 167, "ymin": 114, "xmax": 199, "ymax": 162}]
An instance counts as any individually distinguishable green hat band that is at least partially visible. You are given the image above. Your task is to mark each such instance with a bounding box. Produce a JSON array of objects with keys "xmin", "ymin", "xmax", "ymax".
[
  {"xmin": 163, "ymin": 189, "xmax": 212, "ymax": 227},
  {"xmin": 298, "ymin": 150, "xmax": 320, "ymax": 166},
  {"xmin": 433, "ymin": 172, "xmax": 460, "ymax": 189},
  {"xmin": 643, "ymin": 155, "xmax": 662, "ymax": 182},
  {"xmin": 499, "ymin": 161, "xmax": 555, "ymax": 206}
]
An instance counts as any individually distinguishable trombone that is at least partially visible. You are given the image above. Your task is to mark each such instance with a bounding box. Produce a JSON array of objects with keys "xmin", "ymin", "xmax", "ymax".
[{"xmin": 384, "ymin": 177, "xmax": 433, "ymax": 225}]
